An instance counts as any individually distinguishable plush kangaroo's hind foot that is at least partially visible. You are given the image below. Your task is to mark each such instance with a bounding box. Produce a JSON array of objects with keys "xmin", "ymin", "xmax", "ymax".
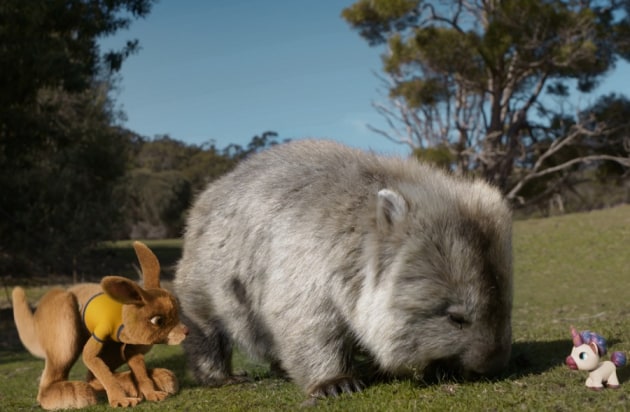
[
  {"xmin": 38, "ymin": 381, "xmax": 98, "ymax": 410},
  {"xmin": 17, "ymin": 288, "xmax": 97, "ymax": 410},
  {"xmin": 148, "ymin": 368, "xmax": 180, "ymax": 395}
]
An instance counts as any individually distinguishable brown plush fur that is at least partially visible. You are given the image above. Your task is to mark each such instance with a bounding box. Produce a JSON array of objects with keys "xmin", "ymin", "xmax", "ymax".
[{"xmin": 12, "ymin": 242, "xmax": 188, "ymax": 410}]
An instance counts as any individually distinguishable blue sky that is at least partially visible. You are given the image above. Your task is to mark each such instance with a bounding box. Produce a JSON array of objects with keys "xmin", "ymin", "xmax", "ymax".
[{"xmin": 99, "ymin": 1, "xmax": 630, "ymax": 157}]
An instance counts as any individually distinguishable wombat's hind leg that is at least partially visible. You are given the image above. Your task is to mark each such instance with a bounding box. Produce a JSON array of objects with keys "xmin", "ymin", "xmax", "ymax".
[
  {"xmin": 308, "ymin": 376, "xmax": 365, "ymax": 398},
  {"xmin": 280, "ymin": 320, "xmax": 364, "ymax": 398},
  {"xmin": 183, "ymin": 316, "xmax": 244, "ymax": 386}
]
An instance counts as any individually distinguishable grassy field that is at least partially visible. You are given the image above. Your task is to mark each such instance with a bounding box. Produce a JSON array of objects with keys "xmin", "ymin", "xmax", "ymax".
[{"xmin": 1, "ymin": 205, "xmax": 629, "ymax": 411}]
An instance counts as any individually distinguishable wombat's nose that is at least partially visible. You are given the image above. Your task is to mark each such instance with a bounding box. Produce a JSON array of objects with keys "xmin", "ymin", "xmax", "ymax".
[
  {"xmin": 463, "ymin": 343, "xmax": 511, "ymax": 378},
  {"xmin": 423, "ymin": 358, "xmax": 464, "ymax": 383}
]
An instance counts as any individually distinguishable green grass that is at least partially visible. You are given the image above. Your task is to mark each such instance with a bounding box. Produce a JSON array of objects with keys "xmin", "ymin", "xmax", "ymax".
[{"xmin": 1, "ymin": 205, "xmax": 629, "ymax": 411}]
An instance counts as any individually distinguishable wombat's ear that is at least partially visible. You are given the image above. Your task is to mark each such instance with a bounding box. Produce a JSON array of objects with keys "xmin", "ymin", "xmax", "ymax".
[
  {"xmin": 377, "ymin": 189, "xmax": 408, "ymax": 230},
  {"xmin": 133, "ymin": 241, "xmax": 161, "ymax": 289},
  {"xmin": 101, "ymin": 276, "xmax": 146, "ymax": 306}
]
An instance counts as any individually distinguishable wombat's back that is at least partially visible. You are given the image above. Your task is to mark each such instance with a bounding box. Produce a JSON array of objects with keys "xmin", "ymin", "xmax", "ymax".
[{"xmin": 175, "ymin": 139, "xmax": 513, "ymax": 396}]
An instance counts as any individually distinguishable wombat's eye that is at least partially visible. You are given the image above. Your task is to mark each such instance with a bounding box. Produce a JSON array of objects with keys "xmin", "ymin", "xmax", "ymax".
[
  {"xmin": 150, "ymin": 315, "xmax": 164, "ymax": 326},
  {"xmin": 447, "ymin": 312, "xmax": 468, "ymax": 329},
  {"xmin": 579, "ymin": 352, "xmax": 588, "ymax": 360}
]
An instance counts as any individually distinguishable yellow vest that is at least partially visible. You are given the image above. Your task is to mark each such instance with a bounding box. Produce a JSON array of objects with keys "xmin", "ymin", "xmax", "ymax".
[{"xmin": 82, "ymin": 293, "xmax": 124, "ymax": 343}]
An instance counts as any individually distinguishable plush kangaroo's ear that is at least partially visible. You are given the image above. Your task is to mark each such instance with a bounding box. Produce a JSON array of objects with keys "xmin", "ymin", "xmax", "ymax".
[
  {"xmin": 133, "ymin": 241, "xmax": 161, "ymax": 289},
  {"xmin": 377, "ymin": 189, "xmax": 408, "ymax": 230},
  {"xmin": 101, "ymin": 276, "xmax": 146, "ymax": 305}
]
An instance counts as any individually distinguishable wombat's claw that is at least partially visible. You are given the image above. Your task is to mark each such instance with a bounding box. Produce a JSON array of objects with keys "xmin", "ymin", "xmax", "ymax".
[
  {"xmin": 225, "ymin": 374, "xmax": 252, "ymax": 385},
  {"xmin": 309, "ymin": 377, "xmax": 365, "ymax": 398}
]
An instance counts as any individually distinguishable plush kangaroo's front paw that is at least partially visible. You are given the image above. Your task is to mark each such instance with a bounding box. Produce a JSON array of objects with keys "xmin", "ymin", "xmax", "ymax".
[
  {"xmin": 308, "ymin": 376, "xmax": 365, "ymax": 398},
  {"xmin": 108, "ymin": 396, "xmax": 142, "ymax": 407},
  {"xmin": 143, "ymin": 389, "xmax": 170, "ymax": 402},
  {"xmin": 88, "ymin": 371, "xmax": 140, "ymax": 398}
]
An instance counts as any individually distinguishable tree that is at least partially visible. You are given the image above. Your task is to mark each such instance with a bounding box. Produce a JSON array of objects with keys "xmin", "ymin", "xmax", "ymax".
[
  {"xmin": 0, "ymin": 83, "xmax": 134, "ymax": 274},
  {"xmin": 342, "ymin": 0, "xmax": 630, "ymax": 206},
  {"xmin": 0, "ymin": 0, "xmax": 155, "ymax": 275}
]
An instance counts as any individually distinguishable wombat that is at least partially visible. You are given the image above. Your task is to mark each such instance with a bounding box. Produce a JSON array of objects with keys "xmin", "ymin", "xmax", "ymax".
[{"xmin": 174, "ymin": 139, "xmax": 513, "ymax": 397}]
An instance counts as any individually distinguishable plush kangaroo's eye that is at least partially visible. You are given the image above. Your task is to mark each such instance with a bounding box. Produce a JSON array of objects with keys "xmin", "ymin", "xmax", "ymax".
[
  {"xmin": 579, "ymin": 352, "xmax": 588, "ymax": 360},
  {"xmin": 150, "ymin": 316, "xmax": 164, "ymax": 326}
]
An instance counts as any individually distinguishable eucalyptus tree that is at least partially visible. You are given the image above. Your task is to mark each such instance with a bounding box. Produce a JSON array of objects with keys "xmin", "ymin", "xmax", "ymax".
[{"xmin": 343, "ymin": 0, "xmax": 630, "ymax": 205}]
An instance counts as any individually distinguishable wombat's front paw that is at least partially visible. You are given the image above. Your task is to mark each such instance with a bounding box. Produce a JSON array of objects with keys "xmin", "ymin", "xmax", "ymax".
[
  {"xmin": 224, "ymin": 373, "xmax": 252, "ymax": 385},
  {"xmin": 308, "ymin": 376, "xmax": 365, "ymax": 398},
  {"xmin": 198, "ymin": 373, "xmax": 251, "ymax": 387}
]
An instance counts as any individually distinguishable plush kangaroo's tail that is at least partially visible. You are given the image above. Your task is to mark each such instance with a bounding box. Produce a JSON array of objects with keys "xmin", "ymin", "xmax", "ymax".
[
  {"xmin": 611, "ymin": 351, "xmax": 627, "ymax": 368},
  {"xmin": 12, "ymin": 287, "xmax": 45, "ymax": 358}
]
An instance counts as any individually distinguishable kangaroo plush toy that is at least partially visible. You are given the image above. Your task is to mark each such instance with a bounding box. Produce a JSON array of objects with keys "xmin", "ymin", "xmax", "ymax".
[{"xmin": 12, "ymin": 241, "xmax": 189, "ymax": 409}]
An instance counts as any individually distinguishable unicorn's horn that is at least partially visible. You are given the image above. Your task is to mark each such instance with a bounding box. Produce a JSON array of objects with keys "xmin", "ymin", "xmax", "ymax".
[{"xmin": 571, "ymin": 326, "xmax": 583, "ymax": 347}]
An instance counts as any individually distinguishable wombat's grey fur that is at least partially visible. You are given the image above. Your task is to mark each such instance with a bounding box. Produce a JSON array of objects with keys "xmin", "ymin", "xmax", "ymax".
[{"xmin": 174, "ymin": 139, "xmax": 512, "ymax": 397}]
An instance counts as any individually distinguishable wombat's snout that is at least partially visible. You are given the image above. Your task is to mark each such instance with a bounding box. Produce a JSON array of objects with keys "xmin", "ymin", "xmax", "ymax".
[
  {"xmin": 463, "ymin": 341, "xmax": 512, "ymax": 378},
  {"xmin": 426, "ymin": 347, "xmax": 509, "ymax": 383}
]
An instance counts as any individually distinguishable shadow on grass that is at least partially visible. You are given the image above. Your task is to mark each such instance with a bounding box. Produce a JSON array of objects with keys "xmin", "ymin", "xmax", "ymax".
[
  {"xmin": 506, "ymin": 339, "xmax": 570, "ymax": 378},
  {"xmin": 618, "ymin": 363, "xmax": 630, "ymax": 384},
  {"xmin": 0, "ymin": 349, "xmax": 37, "ymax": 365}
]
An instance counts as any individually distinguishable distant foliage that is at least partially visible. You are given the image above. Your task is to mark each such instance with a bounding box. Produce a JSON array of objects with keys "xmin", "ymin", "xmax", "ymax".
[{"xmin": 121, "ymin": 132, "xmax": 282, "ymax": 240}]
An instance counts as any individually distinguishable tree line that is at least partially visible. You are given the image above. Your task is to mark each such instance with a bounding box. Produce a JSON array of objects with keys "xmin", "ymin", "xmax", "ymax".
[
  {"xmin": 124, "ymin": 131, "xmax": 280, "ymax": 240},
  {"xmin": 1, "ymin": 0, "xmax": 629, "ymax": 277}
]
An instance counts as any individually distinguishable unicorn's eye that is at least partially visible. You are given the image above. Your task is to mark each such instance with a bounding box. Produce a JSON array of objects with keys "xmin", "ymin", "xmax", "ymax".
[
  {"xmin": 150, "ymin": 316, "xmax": 164, "ymax": 326},
  {"xmin": 579, "ymin": 352, "xmax": 588, "ymax": 360}
]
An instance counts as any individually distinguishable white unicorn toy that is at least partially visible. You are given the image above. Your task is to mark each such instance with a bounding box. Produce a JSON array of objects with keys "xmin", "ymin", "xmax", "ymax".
[{"xmin": 565, "ymin": 326, "xmax": 626, "ymax": 390}]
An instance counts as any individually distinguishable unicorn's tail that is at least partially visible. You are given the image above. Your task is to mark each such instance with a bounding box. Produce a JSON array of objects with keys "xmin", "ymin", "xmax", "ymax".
[{"xmin": 611, "ymin": 351, "xmax": 627, "ymax": 368}]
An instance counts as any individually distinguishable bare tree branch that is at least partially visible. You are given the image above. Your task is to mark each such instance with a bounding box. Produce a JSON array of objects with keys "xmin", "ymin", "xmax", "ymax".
[{"xmin": 507, "ymin": 154, "xmax": 630, "ymax": 200}]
